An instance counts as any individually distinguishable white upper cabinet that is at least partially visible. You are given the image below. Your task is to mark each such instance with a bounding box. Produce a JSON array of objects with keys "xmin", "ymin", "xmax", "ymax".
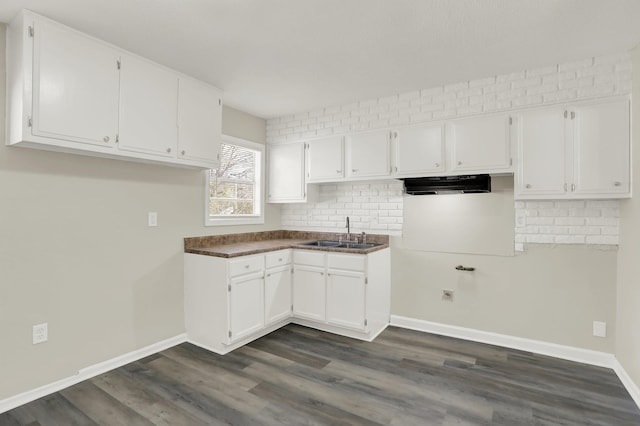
[
  {"xmin": 6, "ymin": 10, "xmax": 222, "ymax": 169},
  {"xmin": 573, "ymin": 99, "xmax": 630, "ymax": 196},
  {"xmin": 346, "ymin": 129, "xmax": 391, "ymax": 179},
  {"xmin": 307, "ymin": 136, "xmax": 344, "ymax": 182},
  {"xmin": 393, "ymin": 123, "xmax": 446, "ymax": 177},
  {"xmin": 177, "ymin": 77, "xmax": 222, "ymax": 167},
  {"xmin": 267, "ymin": 142, "xmax": 306, "ymax": 203},
  {"xmin": 447, "ymin": 113, "xmax": 513, "ymax": 173},
  {"xmin": 515, "ymin": 97, "xmax": 630, "ymax": 199},
  {"xmin": 31, "ymin": 18, "xmax": 120, "ymax": 147},
  {"xmin": 516, "ymin": 107, "xmax": 568, "ymax": 197},
  {"xmin": 118, "ymin": 54, "xmax": 178, "ymax": 157}
]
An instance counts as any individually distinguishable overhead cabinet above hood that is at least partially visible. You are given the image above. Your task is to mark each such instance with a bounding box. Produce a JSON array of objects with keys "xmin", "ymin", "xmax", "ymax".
[{"xmin": 402, "ymin": 175, "xmax": 491, "ymax": 195}]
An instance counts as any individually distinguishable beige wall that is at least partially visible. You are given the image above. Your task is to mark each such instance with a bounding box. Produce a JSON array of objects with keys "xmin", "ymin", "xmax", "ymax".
[
  {"xmin": 391, "ymin": 240, "xmax": 618, "ymax": 352},
  {"xmin": 0, "ymin": 25, "xmax": 278, "ymax": 399},
  {"xmin": 616, "ymin": 45, "xmax": 640, "ymax": 386}
]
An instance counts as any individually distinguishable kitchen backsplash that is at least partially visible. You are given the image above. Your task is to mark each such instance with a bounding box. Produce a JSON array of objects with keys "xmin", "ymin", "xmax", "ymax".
[{"xmin": 270, "ymin": 51, "xmax": 631, "ymax": 251}]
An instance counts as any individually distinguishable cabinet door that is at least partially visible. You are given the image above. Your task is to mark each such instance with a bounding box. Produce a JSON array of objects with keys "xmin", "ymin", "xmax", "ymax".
[
  {"xmin": 268, "ymin": 143, "xmax": 306, "ymax": 203},
  {"xmin": 292, "ymin": 266, "xmax": 326, "ymax": 321},
  {"xmin": 177, "ymin": 78, "xmax": 222, "ymax": 166},
  {"xmin": 516, "ymin": 107, "xmax": 568, "ymax": 198},
  {"xmin": 448, "ymin": 113, "xmax": 512, "ymax": 173},
  {"xmin": 346, "ymin": 129, "xmax": 391, "ymax": 178},
  {"xmin": 307, "ymin": 136, "xmax": 344, "ymax": 182},
  {"xmin": 32, "ymin": 19, "xmax": 119, "ymax": 147},
  {"xmin": 394, "ymin": 123, "xmax": 445, "ymax": 177},
  {"xmin": 118, "ymin": 54, "xmax": 178, "ymax": 157},
  {"xmin": 265, "ymin": 266, "xmax": 292, "ymax": 325},
  {"xmin": 229, "ymin": 274, "xmax": 264, "ymax": 343},
  {"xmin": 573, "ymin": 98, "xmax": 630, "ymax": 196},
  {"xmin": 326, "ymin": 270, "xmax": 366, "ymax": 330}
]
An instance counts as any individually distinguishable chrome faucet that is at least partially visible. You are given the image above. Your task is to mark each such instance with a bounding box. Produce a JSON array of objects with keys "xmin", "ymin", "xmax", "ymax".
[{"xmin": 345, "ymin": 217, "xmax": 350, "ymax": 241}]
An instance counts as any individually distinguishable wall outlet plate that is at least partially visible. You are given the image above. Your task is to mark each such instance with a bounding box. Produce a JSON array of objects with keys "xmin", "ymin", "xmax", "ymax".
[
  {"xmin": 593, "ymin": 321, "xmax": 607, "ymax": 338},
  {"xmin": 33, "ymin": 323, "xmax": 48, "ymax": 344}
]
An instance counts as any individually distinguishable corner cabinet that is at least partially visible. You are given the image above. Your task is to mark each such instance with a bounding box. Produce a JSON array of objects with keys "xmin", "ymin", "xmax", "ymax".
[
  {"xmin": 267, "ymin": 142, "xmax": 307, "ymax": 203},
  {"xmin": 6, "ymin": 10, "xmax": 221, "ymax": 169},
  {"xmin": 184, "ymin": 250, "xmax": 293, "ymax": 354},
  {"xmin": 516, "ymin": 97, "xmax": 630, "ymax": 199}
]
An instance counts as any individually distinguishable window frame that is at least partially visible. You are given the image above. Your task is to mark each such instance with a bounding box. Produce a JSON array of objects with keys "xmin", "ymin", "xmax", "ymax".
[{"xmin": 205, "ymin": 135, "xmax": 265, "ymax": 226}]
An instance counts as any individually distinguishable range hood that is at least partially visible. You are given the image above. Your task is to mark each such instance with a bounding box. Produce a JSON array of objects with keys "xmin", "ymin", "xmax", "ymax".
[{"xmin": 402, "ymin": 174, "xmax": 491, "ymax": 195}]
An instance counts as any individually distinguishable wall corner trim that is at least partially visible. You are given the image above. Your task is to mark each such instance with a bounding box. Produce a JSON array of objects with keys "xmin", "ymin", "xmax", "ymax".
[
  {"xmin": 390, "ymin": 315, "xmax": 640, "ymax": 410},
  {"xmin": 0, "ymin": 333, "xmax": 187, "ymax": 414},
  {"xmin": 613, "ymin": 359, "xmax": 640, "ymax": 409}
]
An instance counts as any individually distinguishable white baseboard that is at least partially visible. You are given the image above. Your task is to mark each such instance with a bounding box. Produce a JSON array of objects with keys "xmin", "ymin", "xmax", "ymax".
[
  {"xmin": 390, "ymin": 315, "xmax": 616, "ymax": 367},
  {"xmin": 613, "ymin": 359, "xmax": 640, "ymax": 408},
  {"xmin": 0, "ymin": 333, "xmax": 187, "ymax": 414},
  {"xmin": 390, "ymin": 315, "xmax": 640, "ymax": 410}
]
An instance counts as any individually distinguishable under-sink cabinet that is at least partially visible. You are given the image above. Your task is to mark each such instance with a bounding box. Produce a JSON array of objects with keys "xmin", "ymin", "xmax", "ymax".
[{"xmin": 185, "ymin": 246, "xmax": 390, "ymax": 354}]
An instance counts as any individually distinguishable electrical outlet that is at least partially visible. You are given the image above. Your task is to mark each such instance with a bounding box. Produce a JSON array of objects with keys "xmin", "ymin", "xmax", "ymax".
[
  {"xmin": 593, "ymin": 321, "xmax": 607, "ymax": 338},
  {"xmin": 442, "ymin": 289, "xmax": 454, "ymax": 302},
  {"xmin": 32, "ymin": 323, "xmax": 48, "ymax": 344},
  {"xmin": 148, "ymin": 211, "xmax": 158, "ymax": 227}
]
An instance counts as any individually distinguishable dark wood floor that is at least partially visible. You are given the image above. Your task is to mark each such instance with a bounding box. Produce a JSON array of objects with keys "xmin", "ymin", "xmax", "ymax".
[{"xmin": 2, "ymin": 324, "xmax": 640, "ymax": 425}]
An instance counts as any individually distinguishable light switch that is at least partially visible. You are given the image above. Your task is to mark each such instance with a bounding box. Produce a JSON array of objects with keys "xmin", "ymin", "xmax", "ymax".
[{"xmin": 148, "ymin": 212, "xmax": 158, "ymax": 227}]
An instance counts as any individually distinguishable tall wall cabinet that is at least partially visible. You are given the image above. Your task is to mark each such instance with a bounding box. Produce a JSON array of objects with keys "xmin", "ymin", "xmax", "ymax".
[{"xmin": 7, "ymin": 10, "xmax": 222, "ymax": 169}]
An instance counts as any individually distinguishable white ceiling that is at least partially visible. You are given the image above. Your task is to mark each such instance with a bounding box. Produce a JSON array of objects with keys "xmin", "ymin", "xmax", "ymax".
[{"xmin": 1, "ymin": 0, "xmax": 640, "ymax": 119}]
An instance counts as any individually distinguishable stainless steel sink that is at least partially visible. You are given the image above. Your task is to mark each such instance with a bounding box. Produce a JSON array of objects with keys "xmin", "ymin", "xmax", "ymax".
[
  {"xmin": 337, "ymin": 242, "xmax": 379, "ymax": 249},
  {"xmin": 300, "ymin": 240, "xmax": 381, "ymax": 249},
  {"xmin": 300, "ymin": 240, "xmax": 341, "ymax": 247}
]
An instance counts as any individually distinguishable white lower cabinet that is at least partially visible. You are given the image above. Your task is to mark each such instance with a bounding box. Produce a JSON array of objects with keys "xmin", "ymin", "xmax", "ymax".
[
  {"xmin": 185, "ymin": 247, "xmax": 390, "ymax": 354},
  {"xmin": 292, "ymin": 249, "xmax": 390, "ymax": 340},
  {"xmin": 228, "ymin": 272, "xmax": 264, "ymax": 343},
  {"xmin": 326, "ymin": 269, "xmax": 366, "ymax": 331},
  {"xmin": 292, "ymin": 266, "xmax": 326, "ymax": 321}
]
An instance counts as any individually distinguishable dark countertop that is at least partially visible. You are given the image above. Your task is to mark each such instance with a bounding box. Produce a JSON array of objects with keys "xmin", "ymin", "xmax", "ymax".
[{"xmin": 184, "ymin": 230, "xmax": 389, "ymax": 258}]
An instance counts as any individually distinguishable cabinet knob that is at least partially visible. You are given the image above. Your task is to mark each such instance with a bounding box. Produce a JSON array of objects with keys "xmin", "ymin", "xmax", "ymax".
[
  {"xmin": 435, "ymin": 163, "xmax": 440, "ymax": 167},
  {"xmin": 352, "ymin": 169, "xmax": 358, "ymax": 173},
  {"xmin": 103, "ymin": 136, "xmax": 110, "ymax": 142},
  {"xmin": 457, "ymin": 161, "xmax": 462, "ymax": 166},
  {"xmin": 614, "ymin": 181, "xmax": 622, "ymax": 187},
  {"xmin": 278, "ymin": 258, "xmax": 283, "ymax": 262},
  {"xmin": 245, "ymin": 265, "xmax": 250, "ymax": 269},
  {"xmin": 525, "ymin": 184, "xmax": 532, "ymax": 189},
  {"xmin": 181, "ymin": 150, "xmax": 186, "ymax": 155},
  {"xmin": 571, "ymin": 183, "xmax": 575, "ymax": 192},
  {"xmin": 336, "ymin": 170, "xmax": 341, "ymax": 174},
  {"xmin": 166, "ymin": 148, "xmax": 172, "ymax": 153}
]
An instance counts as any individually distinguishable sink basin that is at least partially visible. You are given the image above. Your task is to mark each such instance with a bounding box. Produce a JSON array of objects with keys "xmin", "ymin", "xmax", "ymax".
[
  {"xmin": 300, "ymin": 240, "xmax": 341, "ymax": 247},
  {"xmin": 337, "ymin": 242, "xmax": 379, "ymax": 249},
  {"xmin": 300, "ymin": 240, "xmax": 381, "ymax": 250}
]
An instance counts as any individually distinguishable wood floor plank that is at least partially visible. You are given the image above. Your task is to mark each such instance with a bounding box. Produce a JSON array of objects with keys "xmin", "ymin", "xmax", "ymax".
[
  {"xmin": 3, "ymin": 324, "xmax": 639, "ymax": 425},
  {"xmin": 59, "ymin": 381, "xmax": 154, "ymax": 426}
]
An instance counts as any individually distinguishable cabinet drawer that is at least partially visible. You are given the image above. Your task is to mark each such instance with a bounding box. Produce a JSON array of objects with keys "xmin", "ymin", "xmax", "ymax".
[
  {"xmin": 293, "ymin": 250, "xmax": 325, "ymax": 267},
  {"xmin": 266, "ymin": 250, "xmax": 292, "ymax": 269},
  {"xmin": 229, "ymin": 255, "xmax": 264, "ymax": 277},
  {"xmin": 327, "ymin": 253, "xmax": 366, "ymax": 272}
]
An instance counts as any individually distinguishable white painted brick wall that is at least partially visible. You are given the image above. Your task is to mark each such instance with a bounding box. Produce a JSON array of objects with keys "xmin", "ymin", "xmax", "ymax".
[{"xmin": 269, "ymin": 51, "xmax": 632, "ymax": 246}]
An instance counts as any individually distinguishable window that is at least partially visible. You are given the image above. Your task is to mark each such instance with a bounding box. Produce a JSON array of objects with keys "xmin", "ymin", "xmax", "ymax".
[{"xmin": 206, "ymin": 136, "xmax": 264, "ymax": 226}]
